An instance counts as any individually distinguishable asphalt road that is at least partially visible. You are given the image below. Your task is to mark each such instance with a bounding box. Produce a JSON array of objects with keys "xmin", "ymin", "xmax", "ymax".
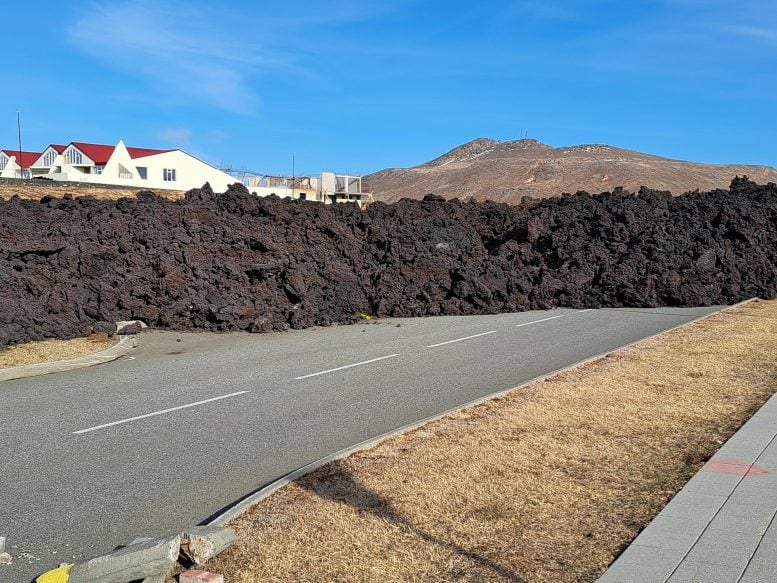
[{"xmin": 0, "ymin": 306, "xmax": 721, "ymax": 581}]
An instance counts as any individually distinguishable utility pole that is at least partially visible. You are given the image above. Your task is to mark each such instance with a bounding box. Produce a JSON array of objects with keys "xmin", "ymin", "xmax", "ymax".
[
  {"xmin": 17, "ymin": 110, "xmax": 24, "ymax": 179},
  {"xmin": 291, "ymin": 152, "xmax": 295, "ymax": 200}
]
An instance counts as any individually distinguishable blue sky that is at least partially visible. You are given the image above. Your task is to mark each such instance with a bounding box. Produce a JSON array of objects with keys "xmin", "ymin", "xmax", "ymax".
[{"xmin": 2, "ymin": 0, "xmax": 775, "ymax": 175}]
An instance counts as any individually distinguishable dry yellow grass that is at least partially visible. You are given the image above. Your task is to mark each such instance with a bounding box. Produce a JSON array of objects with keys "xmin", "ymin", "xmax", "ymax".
[
  {"xmin": 0, "ymin": 182, "xmax": 184, "ymax": 201},
  {"xmin": 208, "ymin": 300, "xmax": 777, "ymax": 583},
  {"xmin": 0, "ymin": 333, "xmax": 117, "ymax": 369}
]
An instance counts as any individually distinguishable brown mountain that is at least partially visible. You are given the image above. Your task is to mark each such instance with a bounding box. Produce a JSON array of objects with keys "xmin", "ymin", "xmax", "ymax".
[{"xmin": 367, "ymin": 138, "xmax": 777, "ymax": 203}]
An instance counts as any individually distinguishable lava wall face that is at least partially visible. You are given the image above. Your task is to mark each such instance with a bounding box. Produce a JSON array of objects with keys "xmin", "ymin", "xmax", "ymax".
[{"xmin": 1, "ymin": 178, "xmax": 775, "ymax": 347}]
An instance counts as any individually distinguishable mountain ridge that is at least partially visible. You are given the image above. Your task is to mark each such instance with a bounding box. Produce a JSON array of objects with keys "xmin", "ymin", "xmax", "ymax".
[{"xmin": 367, "ymin": 138, "xmax": 777, "ymax": 203}]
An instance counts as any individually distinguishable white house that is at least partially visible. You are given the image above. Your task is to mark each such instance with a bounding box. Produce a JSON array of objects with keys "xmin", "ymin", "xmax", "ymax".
[
  {"xmin": 0, "ymin": 149, "xmax": 41, "ymax": 179},
  {"xmin": 4, "ymin": 138, "xmax": 374, "ymax": 207},
  {"xmin": 22, "ymin": 140, "xmax": 238, "ymax": 192}
]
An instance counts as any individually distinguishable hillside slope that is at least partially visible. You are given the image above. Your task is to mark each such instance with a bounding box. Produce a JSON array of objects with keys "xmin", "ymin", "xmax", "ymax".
[{"xmin": 367, "ymin": 138, "xmax": 777, "ymax": 203}]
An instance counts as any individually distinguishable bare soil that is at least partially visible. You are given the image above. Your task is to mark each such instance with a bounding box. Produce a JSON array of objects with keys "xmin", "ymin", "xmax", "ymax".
[
  {"xmin": 368, "ymin": 138, "xmax": 777, "ymax": 203},
  {"xmin": 0, "ymin": 178, "xmax": 183, "ymax": 201},
  {"xmin": 208, "ymin": 299, "xmax": 777, "ymax": 583}
]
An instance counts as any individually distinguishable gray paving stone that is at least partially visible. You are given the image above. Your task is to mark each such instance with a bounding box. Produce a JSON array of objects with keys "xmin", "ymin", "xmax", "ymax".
[
  {"xmin": 752, "ymin": 399, "xmax": 777, "ymax": 420},
  {"xmin": 659, "ymin": 490, "xmax": 728, "ymax": 514},
  {"xmin": 682, "ymin": 528, "xmax": 761, "ymax": 568},
  {"xmin": 738, "ymin": 416, "xmax": 777, "ymax": 431},
  {"xmin": 741, "ymin": 525, "xmax": 777, "ymax": 580},
  {"xmin": 729, "ymin": 481, "xmax": 777, "ymax": 505},
  {"xmin": 710, "ymin": 450, "xmax": 762, "ymax": 465},
  {"xmin": 758, "ymin": 518, "xmax": 777, "ymax": 545},
  {"xmin": 727, "ymin": 489, "xmax": 777, "ymax": 511},
  {"xmin": 656, "ymin": 501, "xmax": 722, "ymax": 527},
  {"xmin": 718, "ymin": 432, "xmax": 777, "ymax": 455},
  {"xmin": 598, "ymin": 545, "xmax": 686, "ymax": 583},
  {"xmin": 741, "ymin": 557, "xmax": 776, "ymax": 581},
  {"xmin": 667, "ymin": 560, "xmax": 744, "ymax": 583},
  {"xmin": 631, "ymin": 516, "xmax": 705, "ymax": 550},
  {"xmin": 752, "ymin": 445, "xmax": 777, "ymax": 467},
  {"xmin": 708, "ymin": 503, "xmax": 776, "ymax": 535},
  {"xmin": 739, "ymin": 575, "xmax": 775, "ymax": 583},
  {"xmin": 682, "ymin": 471, "xmax": 742, "ymax": 496}
]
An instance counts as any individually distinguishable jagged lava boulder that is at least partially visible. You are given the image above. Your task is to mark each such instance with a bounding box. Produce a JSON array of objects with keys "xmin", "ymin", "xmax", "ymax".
[{"xmin": 0, "ymin": 177, "xmax": 775, "ymax": 347}]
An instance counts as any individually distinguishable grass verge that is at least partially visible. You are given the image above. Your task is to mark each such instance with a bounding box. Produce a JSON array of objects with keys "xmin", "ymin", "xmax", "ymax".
[
  {"xmin": 0, "ymin": 333, "xmax": 117, "ymax": 369},
  {"xmin": 209, "ymin": 300, "xmax": 777, "ymax": 582}
]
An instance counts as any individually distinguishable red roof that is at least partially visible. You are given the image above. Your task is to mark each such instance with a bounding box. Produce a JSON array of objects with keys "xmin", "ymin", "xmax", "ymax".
[
  {"xmin": 50, "ymin": 144, "xmax": 67, "ymax": 154},
  {"xmin": 69, "ymin": 142, "xmax": 116, "ymax": 165},
  {"xmin": 68, "ymin": 142, "xmax": 173, "ymax": 164},
  {"xmin": 127, "ymin": 146, "xmax": 174, "ymax": 159},
  {"xmin": 1, "ymin": 149, "xmax": 42, "ymax": 168}
]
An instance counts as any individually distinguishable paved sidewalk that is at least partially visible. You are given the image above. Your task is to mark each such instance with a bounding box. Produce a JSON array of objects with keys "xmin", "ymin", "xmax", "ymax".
[{"xmin": 599, "ymin": 393, "xmax": 777, "ymax": 583}]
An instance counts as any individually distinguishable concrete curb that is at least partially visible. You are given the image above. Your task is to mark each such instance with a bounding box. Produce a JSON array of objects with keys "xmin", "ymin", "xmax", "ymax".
[
  {"xmin": 207, "ymin": 299, "xmax": 757, "ymax": 527},
  {"xmin": 0, "ymin": 335, "xmax": 137, "ymax": 383}
]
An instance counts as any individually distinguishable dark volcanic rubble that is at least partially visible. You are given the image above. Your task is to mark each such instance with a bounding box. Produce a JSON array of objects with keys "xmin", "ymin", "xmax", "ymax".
[{"xmin": 1, "ymin": 178, "xmax": 776, "ymax": 347}]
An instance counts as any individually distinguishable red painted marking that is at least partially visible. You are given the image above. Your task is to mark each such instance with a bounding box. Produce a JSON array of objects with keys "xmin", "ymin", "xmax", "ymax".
[{"xmin": 705, "ymin": 459, "xmax": 769, "ymax": 477}]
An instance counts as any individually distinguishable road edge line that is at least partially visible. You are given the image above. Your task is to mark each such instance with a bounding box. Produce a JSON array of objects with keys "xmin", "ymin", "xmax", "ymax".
[{"xmin": 207, "ymin": 299, "xmax": 756, "ymax": 527}]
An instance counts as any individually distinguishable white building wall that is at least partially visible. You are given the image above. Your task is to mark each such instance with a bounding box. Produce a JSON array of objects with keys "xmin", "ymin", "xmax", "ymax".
[
  {"xmin": 29, "ymin": 147, "xmax": 64, "ymax": 177},
  {"xmin": 0, "ymin": 155, "xmax": 24, "ymax": 179},
  {"xmin": 129, "ymin": 150, "xmax": 237, "ymax": 192},
  {"xmin": 33, "ymin": 142, "xmax": 239, "ymax": 192}
]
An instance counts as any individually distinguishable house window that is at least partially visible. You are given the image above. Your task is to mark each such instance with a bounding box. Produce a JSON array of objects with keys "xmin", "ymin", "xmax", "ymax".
[
  {"xmin": 94, "ymin": 166, "xmax": 105, "ymax": 175},
  {"xmin": 137, "ymin": 166, "xmax": 147, "ymax": 180},
  {"xmin": 0, "ymin": 156, "xmax": 7, "ymax": 171},
  {"xmin": 66, "ymin": 149, "xmax": 83, "ymax": 165},
  {"xmin": 163, "ymin": 168, "xmax": 176, "ymax": 182},
  {"xmin": 118, "ymin": 164, "xmax": 133, "ymax": 179},
  {"xmin": 42, "ymin": 149, "xmax": 57, "ymax": 167}
]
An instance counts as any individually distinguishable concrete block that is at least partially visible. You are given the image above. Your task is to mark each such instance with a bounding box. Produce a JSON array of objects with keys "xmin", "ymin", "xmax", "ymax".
[
  {"xmin": 709, "ymin": 502, "xmax": 775, "ymax": 535},
  {"xmin": 630, "ymin": 515, "xmax": 705, "ymax": 550},
  {"xmin": 683, "ymin": 528, "xmax": 761, "ymax": 569},
  {"xmin": 667, "ymin": 560, "xmax": 744, "ymax": 582},
  {"xmin": 181, "ymin": 526, "xmax": 236, "ymax": 566},
  {"xmin": 180, "ymin": 570, "xmax": 224, "ymax": 583},
  {"xmin": 68, "ymin": 534, "xmax": 180, "ymax": 583},
  {"xmin": 0, "ymin": 536, "xmax": 6, "ymax": 553},
  {"xmin": 597, "ymin": 544, "xmax": 686, "ymax": 583}
]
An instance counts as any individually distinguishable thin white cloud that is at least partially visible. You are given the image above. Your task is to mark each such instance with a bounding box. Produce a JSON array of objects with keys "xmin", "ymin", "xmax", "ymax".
[
  {"xmin": 723, "ymin": 24, "xmax": 777, "ymax": 45},
  {"xmin": 67, "ymin": 0, "xmax": 400, "ymax": 115},
  {"xmin": 68, "ymin": 1, "xmax": 283, "ymax": 114},
  {"xmin": 157, "ymin": 128, "xmax": 192, "ymax": 146}
]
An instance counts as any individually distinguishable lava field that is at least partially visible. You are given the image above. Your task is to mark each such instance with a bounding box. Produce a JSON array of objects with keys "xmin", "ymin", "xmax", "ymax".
[{"xmin": 1, "ymin": 177, "xmax": 775, "ymax": 347}]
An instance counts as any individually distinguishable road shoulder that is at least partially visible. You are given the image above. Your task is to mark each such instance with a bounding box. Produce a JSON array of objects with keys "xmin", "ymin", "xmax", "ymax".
[
  {"xmin": 204, "ymin": 299, "xmax": 777, "ymax": 582},
  {"xmin": 0, "ymin": 335, "xmax": 137, "ymax": 383}
]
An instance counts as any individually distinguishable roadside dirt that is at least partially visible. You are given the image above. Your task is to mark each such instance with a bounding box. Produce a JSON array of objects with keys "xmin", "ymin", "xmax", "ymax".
[
  {"xmin": 0, "ymin": 332, "xmax": 116, "ymax": 369},
  {"xmin": 0, "ymin": 178, "xmax": 184, "ymax": 201},
  {"xmin": 1, "ymin": 178, "xmax": 776, "ymax": 348},
  {"xmin": 208, "ymin": 299, "xmax": 777, "ymax": 582}
]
